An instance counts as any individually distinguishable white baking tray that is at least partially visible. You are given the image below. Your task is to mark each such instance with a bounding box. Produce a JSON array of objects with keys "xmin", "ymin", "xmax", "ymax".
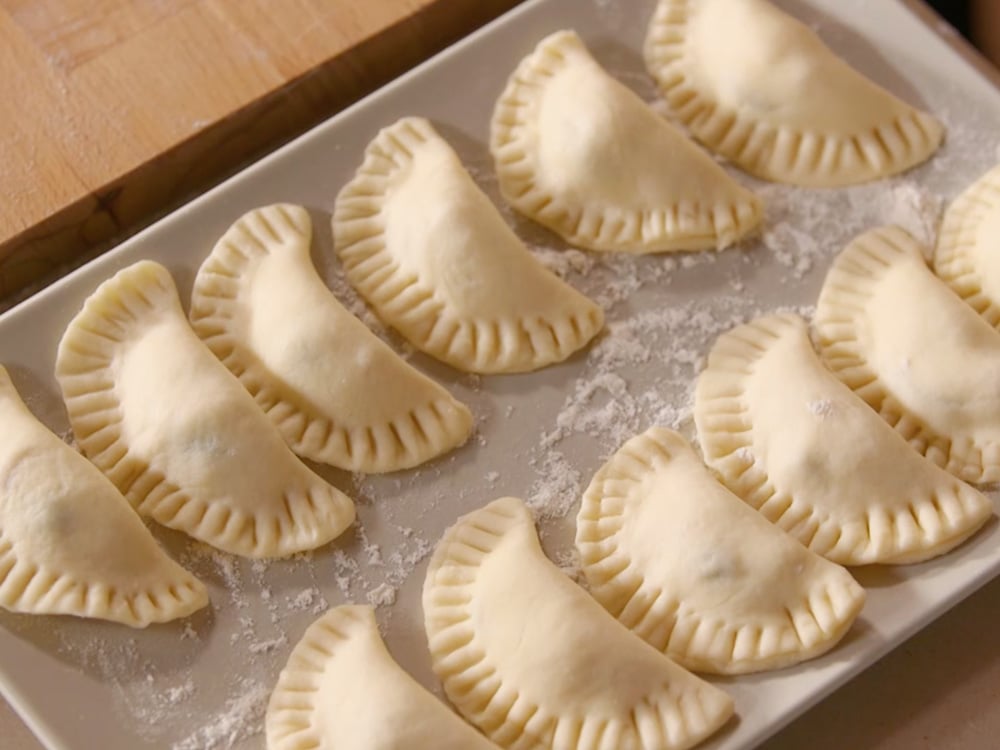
[{"xmin": 2, "ymin": 0, "xmax": 1000, "ymax": 748}]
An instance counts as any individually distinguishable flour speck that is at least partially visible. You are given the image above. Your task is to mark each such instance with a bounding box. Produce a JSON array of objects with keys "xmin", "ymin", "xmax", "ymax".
[{"xmin": 808, "ymin": 399, "xmax": 836, "ymax": 417}]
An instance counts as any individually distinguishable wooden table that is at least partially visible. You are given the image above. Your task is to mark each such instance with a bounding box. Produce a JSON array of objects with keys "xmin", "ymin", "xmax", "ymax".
[
  {"xmin": 4, "ymin": 0, "xmax": 1000, "ymax": 748},
  {"xmin": 0, "ymin": 0, "xmax": 521, "ymax": 307}
]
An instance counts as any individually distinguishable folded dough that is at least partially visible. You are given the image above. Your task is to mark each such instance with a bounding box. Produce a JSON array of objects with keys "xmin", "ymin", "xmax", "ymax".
[
  {"xmin": 0, "ymin": 366, "xmax": 207, "ymax": 627},
  {"xmin": 935, "ymin": 163, "xmax": 1000, "ymax": 327},
  {"xmin": 696, "ymin": 313, "xmax": 992, "ymax": 564},
  {"xmin": 644, "ymin": 0, "xmax": 944, "ymax": 186},
  {"xmin": 334, "ymin": 117, "xmax": 604, "ymax": 373},
  {"xmin": 190, "ymin": 204, "xmax": 473, "ymax": 473},
  {"xmin": 423, "ymin": 496, "xmax": 734, "ymax": 750},
  {"xmin": 266, "ymin": 605, "xmax": 498, "ymax": 750},
  {"xmin": 817, "ymin": 226, "xmax": 1000, "ymax": 483},
  {"xmin": 56, "ymin": 261, "xmax": 356, "ymax": 558},
  {"xmin": 577, "ymin": 427, "xmax": 866, "ymax": 674},
  {"xmin": 491, "ymin": 30, "xmax": 761, "ymax": 253}
]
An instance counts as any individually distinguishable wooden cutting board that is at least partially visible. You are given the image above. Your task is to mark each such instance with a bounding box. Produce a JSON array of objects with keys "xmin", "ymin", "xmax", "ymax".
[{"xmin": 0, "ymin": 0, "xmax": 523, "ymax": 304}]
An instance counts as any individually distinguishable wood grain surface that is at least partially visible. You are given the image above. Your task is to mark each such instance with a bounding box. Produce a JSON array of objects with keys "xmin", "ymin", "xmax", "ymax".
[{"xmin": 0, "ymin": 0, "xmax": 523, "ymax": 305}]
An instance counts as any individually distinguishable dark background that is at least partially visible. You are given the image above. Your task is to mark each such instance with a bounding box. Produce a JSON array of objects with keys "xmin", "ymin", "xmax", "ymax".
[
  {"xmin": 930, "ymin": 0, "xmax": 970, "ymax": 35},
  {"xmin": 929, "ymin": 0, "xmax": 1000, "ymax": 65}
]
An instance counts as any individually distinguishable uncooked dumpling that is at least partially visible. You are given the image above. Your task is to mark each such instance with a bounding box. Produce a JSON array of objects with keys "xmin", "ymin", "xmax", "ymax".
[
  {"xmin": 817, "ymin": 226, "xmax": 1000, "ymax": 483},
  {"xmin": 190, "ymin": 204, "xmax": 473, "ymax": 473},
  {"xmin": 334, "ymin": 117, "xmax": 604, "ymax": 373},
  {"xmin": 935, "ymin": 163, "xmax": 1000, "ymax": 327},
  {"xmin": 56, "ymin": 261, "xmax": 356, "ymax": 558},
  {"xmin": 0, "ymin": 366, "xmax": 207, "ymax": 627},
  {"xmin": 696, "ymin": 313, "xmax": 991, "ymax": 564},
  {"xmin": 266, "ymin": 605, "xmax": 499, "ymax": 750},
  {"xmin": 644, "ymin": 0, "xmax": 944, "ymax": 186},
  {"xmin": 577, "ymin": 427, "xmax": 866, "ymax": 674},
  {"xmin": 423, "ymin": 496, "xmax": 733, "ymax": 750},
  {"xmin": 491, "ymin": 30, "xmax": 761, "ymax": 252}
]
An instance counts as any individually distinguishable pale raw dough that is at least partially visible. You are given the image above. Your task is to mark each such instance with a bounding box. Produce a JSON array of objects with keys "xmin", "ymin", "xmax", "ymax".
[
  {"xmin": 577, "ymin": 427, "xmax": 866, "ymax": 674},
  {"xmin": 266, "ymin": 605, "xmax": 498, "ymax": 750},
  {"xmin": 935, "ymin": 163, "xmax": 1000, "ymax": 327},
  {"xmin": 334, "ymin": 117, "xmax": 604, "ymax": 373},
  {"xmin": 0, "ymin": 366, "xmax": 207, "ymax": 627},
  {"xmin": 423, "ymin": 496, "xmax": 734, "ymax": 750},
  {"xmin": 55, "ymin": 261, "xmax": 356, "ymax": 558},
  {"xmin": 696, "ymin": 313, "xmax": 992, "ymax": 564},
  {"xmin": 817, "ymin": 226, "xmax": 1000, "ymax": 483},
  {"xmin": 491, "ymin": 30, "xmax": 761, "ymax": 253},
  {"xmin": 190, "ymin": 204, "xmax": 473, "ymax": 473},
  {"xmin": 644, "ymin": 0, "xmax": 944, "ymax": 186}
]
